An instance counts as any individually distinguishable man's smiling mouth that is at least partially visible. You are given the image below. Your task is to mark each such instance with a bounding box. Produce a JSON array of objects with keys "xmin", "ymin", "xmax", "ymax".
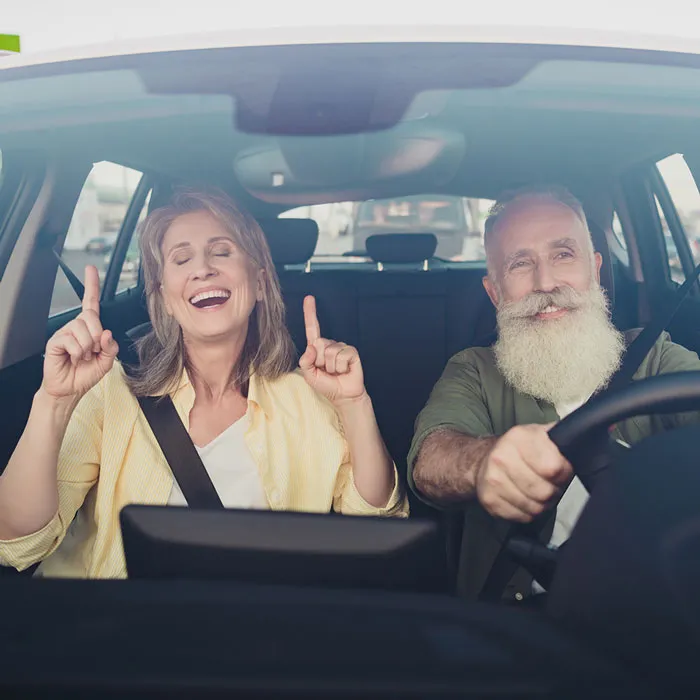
[
  {"xmin": 189, "ymin": 289, "xmax": 231, "ymax": 308},
  {"xmin": 534, "ymin": 305, "xmax": 570, "ymax": 320}
]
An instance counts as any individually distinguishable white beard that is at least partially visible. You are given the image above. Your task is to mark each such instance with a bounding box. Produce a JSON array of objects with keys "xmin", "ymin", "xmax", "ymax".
[{"xmin": 493, "ymin": 284, "xmax": 625, "ymax": 406}]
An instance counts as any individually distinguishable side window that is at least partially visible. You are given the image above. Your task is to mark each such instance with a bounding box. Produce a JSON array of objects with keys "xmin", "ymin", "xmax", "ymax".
[
  {"xmin": 113, "ymin": 189, "xmax": 151, "ymax": 296},
  {"xmin": 655, "ymin": 153, "xmax": 700, "ymax": 283},
  {"xmin": 50, "ymin": 162, "xmax": 143, "ymax": 316},
  {"xmin": 280, "ymin": 196, "xmax": 494, "ymax": 264},
  {"xmin": 654, "ymin": 194, "xmax": 683, "ymax": 284},
  {"xmin": 609, "ymin": 211, "xmax": 630, "ymax": 268},
  {"xmin": 611, "ymin": 212, "xmax": 627, "ymax": 251}
]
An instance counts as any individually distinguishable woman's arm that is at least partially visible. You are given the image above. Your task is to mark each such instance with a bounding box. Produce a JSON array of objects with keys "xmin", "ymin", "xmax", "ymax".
[
  {"xmin": 0, "ymin": 265, "xmax": 116, "ymax": 542},
  {"xmin": 0, "ymin": 390, "xmax": 78, "ymax": 539},
  {"xmin": 335, "ymin": 393, "xmax": 394, "ymax": 508},
  {"xmin": 298, "ymin": 295, "xmax": 403, "ymax": 511}
]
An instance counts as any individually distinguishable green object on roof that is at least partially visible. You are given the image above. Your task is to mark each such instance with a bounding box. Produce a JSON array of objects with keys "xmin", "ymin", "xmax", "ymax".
[{"xmin": 0, "ymin": 35, "xmax": 20, "ymax": 54}]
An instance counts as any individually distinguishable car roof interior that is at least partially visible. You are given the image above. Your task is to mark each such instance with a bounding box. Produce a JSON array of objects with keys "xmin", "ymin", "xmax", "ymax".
[{"xmin": 3, "ymin": 43, "xmax": 700, "ymax": 214}]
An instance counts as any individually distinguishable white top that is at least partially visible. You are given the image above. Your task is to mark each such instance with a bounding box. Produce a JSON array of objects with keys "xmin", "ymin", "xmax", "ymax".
[
  {"xmin": 531, "ymin": 394, "xmax": 593, "ymax": 594},
  {"xmin": 549, "ymin": 395, "xmax": 593, "ymax": 547},
  {"xmin": 167, "ymin": 411, "xmax": 269, "ymax": 510}
]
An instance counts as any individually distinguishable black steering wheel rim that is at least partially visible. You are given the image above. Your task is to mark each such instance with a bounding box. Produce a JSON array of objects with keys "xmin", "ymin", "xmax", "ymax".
[
  {"xmin": 548, "ymin": 370, "xmax": 700, "ymax": 483},
  {"xmin": 480, "ymin": 371, "xmax": 700, "ymax": 602}
]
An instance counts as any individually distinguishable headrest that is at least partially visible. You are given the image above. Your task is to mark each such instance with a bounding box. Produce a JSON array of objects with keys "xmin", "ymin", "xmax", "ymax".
[
  {"xmin": 365, "ymin": 233, "xmax": 437, "ymax": 264},
  {"xmin": 588, "ymin": 220, "xmax": 615, "ymax": 304},
  {"xmin": 258, "ymin": 218, "xmax": 319, "ymax": 265}
]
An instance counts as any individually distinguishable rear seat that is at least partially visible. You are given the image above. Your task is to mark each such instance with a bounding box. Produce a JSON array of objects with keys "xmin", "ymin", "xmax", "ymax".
[
  {"xmin": 259, "ymin": 218, "xmax": 322, "ymax": 353},
  {"xmin": 127, "ymin": 220, "xmax": 495, "ymax": 516},
  {"xmin": 270, "ymin": 226, "xmax": 493, "ymax": 516},
  {"xmin": 352, "ymin": 234, "xmax": 457, "ymax": 500}
]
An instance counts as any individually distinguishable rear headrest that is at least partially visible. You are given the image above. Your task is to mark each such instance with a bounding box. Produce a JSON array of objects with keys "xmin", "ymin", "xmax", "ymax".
[
  {"xmin": 258, "ymin": 218, "xmax": 319, "ymax": 265},
  {"xmin": 365, "ymin": 233, "xmax": 437, "ymax": 264}
]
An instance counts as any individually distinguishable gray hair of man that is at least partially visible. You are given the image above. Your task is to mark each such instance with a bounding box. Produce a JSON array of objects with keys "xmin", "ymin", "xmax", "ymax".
[{"xmin": 483, "ymin": 184, "xmax": 597, "ymax": 282}]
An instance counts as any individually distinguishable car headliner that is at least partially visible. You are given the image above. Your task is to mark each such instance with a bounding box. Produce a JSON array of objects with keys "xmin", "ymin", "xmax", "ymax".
[{"xmin": 1, "ymin": 30, "xmax": 699, "ymax": 215}]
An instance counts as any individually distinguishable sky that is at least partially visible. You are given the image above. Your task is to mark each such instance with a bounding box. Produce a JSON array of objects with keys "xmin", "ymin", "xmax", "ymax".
[{"xmin": 4, "ymin": 0, "xmax": 700, "ymax": 54}]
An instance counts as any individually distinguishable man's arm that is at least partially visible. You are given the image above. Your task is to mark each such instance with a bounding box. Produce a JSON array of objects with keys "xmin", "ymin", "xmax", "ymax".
[
  {"xmin": 407, "ymin": 349, "xmax": 496, "ymax": 507},
  {"xmin": 414, "ymin": 424, "xmax": 570, "ymax": 522},
  {"xmin": 412, "ymin": 429, "xmax": 496, "ymax": 506},
  {"xmin": 408, "ymin": 349, "xmax": 571, "ymax": 522}
]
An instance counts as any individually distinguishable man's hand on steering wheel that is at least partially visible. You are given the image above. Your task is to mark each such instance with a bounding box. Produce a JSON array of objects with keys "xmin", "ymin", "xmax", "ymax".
[{"xmin": 475, "ymin": 424, "xmax": 573, "ymax": 523}]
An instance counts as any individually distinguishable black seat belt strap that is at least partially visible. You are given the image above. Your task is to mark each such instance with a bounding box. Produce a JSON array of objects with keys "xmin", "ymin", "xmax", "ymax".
[
  {"xmin": 606, "ymin": 261, "xmax": 700, "ymax": 392},
  {"xmin": 137, "ymin": 395, "xmax": 224, "ymax": 510}
]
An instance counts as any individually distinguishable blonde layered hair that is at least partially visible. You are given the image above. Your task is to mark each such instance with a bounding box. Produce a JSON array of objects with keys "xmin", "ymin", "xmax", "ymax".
[{"xmin": 126, "ymin": 188, "xmax": 295, "ymax": 397}]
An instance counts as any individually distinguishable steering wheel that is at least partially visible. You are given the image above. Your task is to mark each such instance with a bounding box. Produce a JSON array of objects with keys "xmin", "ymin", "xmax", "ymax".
[
  {"xmin": 481, "ymin": 371, "xmax": 700, "ymax": 601},
  {"xmin": 549, "ymin": 370, "xmax": 700, "ymax": 484}
]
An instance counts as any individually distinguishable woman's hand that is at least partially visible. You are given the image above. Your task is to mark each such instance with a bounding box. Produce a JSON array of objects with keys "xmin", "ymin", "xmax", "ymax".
[
  {"xmin": 299, "ymin": 296, "xmax": 366, "ymax": 406},
  {"xmin": 42, "ymin": 265, "xmax": 119, "ymax": 402},
  {"xmin": 299, "ymin": 296, "xmax": 399, "ymax": 511}
]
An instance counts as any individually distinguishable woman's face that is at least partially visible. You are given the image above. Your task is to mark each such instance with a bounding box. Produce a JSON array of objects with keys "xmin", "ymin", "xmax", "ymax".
[{"xmin": 159, "ymin": 210, "xmax": 263, "ymax": 344}]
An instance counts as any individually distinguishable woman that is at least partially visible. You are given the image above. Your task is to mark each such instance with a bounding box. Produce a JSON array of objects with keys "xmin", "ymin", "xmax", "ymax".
[{"xmin": 0, "ymin": 188, "xmax": 407, "ymax": 578}]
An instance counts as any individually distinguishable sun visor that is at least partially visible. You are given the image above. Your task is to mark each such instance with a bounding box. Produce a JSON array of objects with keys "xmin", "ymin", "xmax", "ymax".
[{"xmin": 233, "ymin": 123, "xmax": 465, "ymax": 204}]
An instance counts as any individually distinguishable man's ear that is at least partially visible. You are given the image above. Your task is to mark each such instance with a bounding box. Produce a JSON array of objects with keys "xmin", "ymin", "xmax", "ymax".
[
  {"xmin": 594, "ymin": 251, "xmax": 603, "ymax": 282},
  {"xmin": 483, "ymin": 275, "xmax": 500, "ymax": 308}
]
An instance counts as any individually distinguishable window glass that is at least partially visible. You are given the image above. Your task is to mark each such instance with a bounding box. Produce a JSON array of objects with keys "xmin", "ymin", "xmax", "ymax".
[
  {"xmin": 654, "ymin": 194, "xmax": 684, "ymax": 284},
  {"xmin": 656, "ymin": 153, "xmax": 700, "ymax": 282},
  {"xmin": 50, "ymin": 161, "xmax": 143, "ymax": 316},
  {"xmin": 609, "ymin": 211, "xmax": 630, "ymax": 267},
  {"xmin": 280, "ymin": 195, "xmax": 495, "ymax": 263},
  {"xmin": 0, "ymin": 148, "xmax": 6, "ymax": 193},
  {"xmin": 611, "ymin": 212, "xmax": 627, "ymax": 251},
  {"xmin": 114, "ymin": 189, "xmax": 151, "ymax": 295}
]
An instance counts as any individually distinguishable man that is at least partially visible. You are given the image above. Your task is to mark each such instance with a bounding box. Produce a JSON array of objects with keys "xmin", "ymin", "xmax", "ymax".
[{"xmin": 408, "ymin": 185, "xmax": 700, "ymax": 601}]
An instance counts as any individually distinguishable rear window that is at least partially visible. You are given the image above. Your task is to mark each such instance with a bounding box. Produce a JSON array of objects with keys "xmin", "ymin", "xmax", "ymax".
[
  {"xmin": 280, "ymin": 195, "xmax": 495, "ymax": 263},
  {"xmin": 356, "ymin": 196, "xmax": 463, "ymax": 231}
]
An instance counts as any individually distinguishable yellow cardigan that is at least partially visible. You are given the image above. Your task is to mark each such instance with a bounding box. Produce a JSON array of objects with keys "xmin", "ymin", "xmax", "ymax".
[{"xmin": 0, "ymin": 364, "xmax": 408, "ymax": 578}]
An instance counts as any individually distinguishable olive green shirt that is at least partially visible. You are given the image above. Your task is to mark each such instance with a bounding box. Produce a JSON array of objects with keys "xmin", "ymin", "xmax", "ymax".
[{"xmin": 407, "ymin": 331, "xmax": 700, "ymax": 599}]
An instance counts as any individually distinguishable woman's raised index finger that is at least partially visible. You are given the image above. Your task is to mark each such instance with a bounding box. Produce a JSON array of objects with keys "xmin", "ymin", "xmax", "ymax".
[
  {"xmin": 303, "ymin": 295, "xmax": 321, "ymax": 344},
  {"xmin": 82, "ymin": 265, "xmax": 101, "ymax": 315}
]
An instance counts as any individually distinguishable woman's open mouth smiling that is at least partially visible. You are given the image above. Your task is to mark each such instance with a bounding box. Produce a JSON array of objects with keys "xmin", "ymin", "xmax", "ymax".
[{"xmin": 189, "ymin": 288, "xmax": 231, "ymax": 309}]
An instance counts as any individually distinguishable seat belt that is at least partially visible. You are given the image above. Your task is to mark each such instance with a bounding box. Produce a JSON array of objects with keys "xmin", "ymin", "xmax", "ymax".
[
  {"xmin": 479, "ymin": 260, "xmax": 700, "ymax": 602},
  {"xmin": 137, "ymin": 396, "xmax": 224, "ymax": 509},
  {"xmin": 605, "ymin": 261, "xmax": 700, "ymax": 391}
]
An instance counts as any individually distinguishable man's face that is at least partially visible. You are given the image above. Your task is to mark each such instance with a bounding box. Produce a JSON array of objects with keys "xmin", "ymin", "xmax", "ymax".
[
  {"xmin": 483, "ymin": 196, "xmax": 623, "ymax": 406},
  {"xmin": 483, "ymin": 199, "xmax": 602, "ymax": 313}
]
